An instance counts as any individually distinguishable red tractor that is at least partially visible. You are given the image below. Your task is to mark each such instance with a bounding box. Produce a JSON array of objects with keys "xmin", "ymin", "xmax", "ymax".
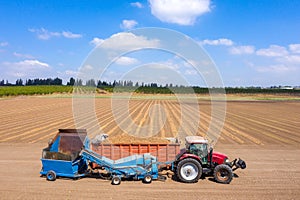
[{"xmin": 173, "ymin": 136, "xmax": 246, "ymax": 184}]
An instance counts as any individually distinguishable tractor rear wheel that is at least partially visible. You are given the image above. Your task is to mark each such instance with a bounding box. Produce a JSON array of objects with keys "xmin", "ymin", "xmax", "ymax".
[
  {"xmin": 213, "ymin": 164, "xmax": 233, "ymax": 184},
  {"xmin": 176, "ymin": 158, "xmax": 202, "ymax": 183}
]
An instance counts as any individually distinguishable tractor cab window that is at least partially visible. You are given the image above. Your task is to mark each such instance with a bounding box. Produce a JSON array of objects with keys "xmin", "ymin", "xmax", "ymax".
[{"xmin": 189, "ymin": 143, "xmax": 208, "ymax": 159}]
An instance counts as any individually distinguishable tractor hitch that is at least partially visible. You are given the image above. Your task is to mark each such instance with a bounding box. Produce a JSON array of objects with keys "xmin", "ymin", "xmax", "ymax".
[{"xmin": 231, "ymin": 158, "xmax": 246, "ymax": 171}]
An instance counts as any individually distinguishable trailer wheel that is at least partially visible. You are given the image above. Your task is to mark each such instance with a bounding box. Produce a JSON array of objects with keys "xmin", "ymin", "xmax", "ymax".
[
  {"xmin": 46, "ymin": 170, "xmax": 56, "ymax": 181},
  {"xmin": 142, "ymin": 175, "xmax": 152, "ymax": 184},
  {"xmin": 111, "ymin": 176, "xmax": 121, "ymax": 185},
  {"xmin": 176, "ymin": 158, "xmax": 202, "ymax": 183},
  {"xmin": 213, "ymin": 164, "xmax": 233, "ymax": 184}
]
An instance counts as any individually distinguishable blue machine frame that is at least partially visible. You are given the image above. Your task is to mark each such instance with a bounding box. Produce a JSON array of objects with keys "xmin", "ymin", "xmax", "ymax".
[
  {"xmin": 80, "ymin": 148, "xmax": 159, "ymax": 181},
  {"xmin": 40, "ymin": 129, "xmax": 163, "ymax": 184}
]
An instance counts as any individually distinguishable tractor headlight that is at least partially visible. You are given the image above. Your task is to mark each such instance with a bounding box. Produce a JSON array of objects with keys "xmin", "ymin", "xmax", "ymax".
[{"xmin": 224, "ymin": 158, "xmax": 230, "ymax": 164}]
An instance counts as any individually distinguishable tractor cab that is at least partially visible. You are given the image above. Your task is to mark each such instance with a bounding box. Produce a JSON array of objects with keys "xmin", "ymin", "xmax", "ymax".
[{"xmin": 185, "ymin": 136, "xmax": 209, "ymax": 164}]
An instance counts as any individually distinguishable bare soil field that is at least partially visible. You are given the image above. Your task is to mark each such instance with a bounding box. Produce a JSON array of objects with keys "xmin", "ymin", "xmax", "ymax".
[
  {"xmin": 0, "ymin": 95, "xmax": 299, "ymax": 199},
  {"xmin": 0, "ymin": 95, "xmax": 299, "ymax": 145}
]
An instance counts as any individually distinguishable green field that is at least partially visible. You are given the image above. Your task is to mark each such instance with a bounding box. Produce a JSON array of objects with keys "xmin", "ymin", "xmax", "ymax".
[
  {"xmin": 1, "ymin": 85, "xmax": 299, "ymax": 99},
  {"xmin": 100, "ymin": 86, "xmax": 300, "ymax": 94},
  {"xmin": 0, "ymin": 86, "xmax": 73, "ymax": 97}
]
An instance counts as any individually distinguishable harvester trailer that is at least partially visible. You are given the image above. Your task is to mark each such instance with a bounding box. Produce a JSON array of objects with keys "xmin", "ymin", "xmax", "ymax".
[{"xmin": 40, "ymin": 129, "xmax": 246, "ymax": 185}]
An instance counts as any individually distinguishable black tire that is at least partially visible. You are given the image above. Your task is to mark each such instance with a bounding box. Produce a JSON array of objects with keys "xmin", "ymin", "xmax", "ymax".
[
  {"xmin": 176, "ymin": 158, "xmax": 202, "ymax": 183},
  {"xmin": 111, "ymin": 176, "xmax": 121, "ymax": 185},
  {"xmin": 46, "ymin": 170, "xmax": 56, "ymax": 181},
  {"xmin": 142, "ymin": 174, "xmax": 152, "ymax": 184},
  {"xmin": 171, "ymin": 173, "xmax": 179, "ymax": 182},
  {"xmin": 213, "ymin": 164, "xmax": 233, "ymax": 184},
  {"xmin": 158, "ymin": 175, "xmax": 167, "ymax": 182}
]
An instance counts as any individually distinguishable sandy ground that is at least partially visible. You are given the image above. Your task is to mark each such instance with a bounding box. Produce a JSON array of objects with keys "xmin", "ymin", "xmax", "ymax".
[
  {"xmin": 0, "ymin": 143, "xmax": 299, "ymax": 200},
  {"xmin": 0, "ymin": 96, "xmax": 300, "ymax": 199}
]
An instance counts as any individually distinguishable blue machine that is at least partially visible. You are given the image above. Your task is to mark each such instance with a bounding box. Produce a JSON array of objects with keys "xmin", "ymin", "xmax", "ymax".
[
  {"xmin": 40, "ymin": 129, "xmax": 161, "ymax": 184},
  {"xmin": 40, "ymin": 129, "xmax": 89, "ymax": 180},
  {"xmin": 80, "ymin": 149, "xmax": 159, "ymax": 184}
]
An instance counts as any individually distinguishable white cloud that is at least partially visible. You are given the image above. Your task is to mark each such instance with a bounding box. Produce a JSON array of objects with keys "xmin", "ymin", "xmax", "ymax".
[
  {"xmin": 159, "ymin": 58, "xmax": 180, "ymax": 71},
  {"xmin": 91, "ymin": 32, "xmax": 160, "ymax": 51},
  {"xmin": 249, "ymin": 44, "xmax": 300, "ymax": 75},
  {"xmin": 57, "ymin": 70, "xmax": 79, "ymax": 78},
  {"xmin": 256, "ymin": 45, "xmax": 288, "ymax": 57},
  {"xmin": 115, "ymin": 56, "xmax": 139, "ymax": 65},
  {"xmin": 147, "ymin": 63, "xmax": 173, "ymax": 70},
  {"xmin": 56, "ymin": 70, "xmax": 80, "ymax": 84},
  {"xmin": 201, "ymin": 38, "xmax": 233, "ymax": 46},
  {"xmin": 277, "ymin": 55, "xmax": 300, "ymax": 64},
  {"xmin": 82, "ymin": 64, "xmax": 93, "ymax": 71},
  {"xmin": 149, "ymin": 0, "xmax": 211, "ymax": 25},
  {"xmin": 184, "ymin": 59, "xmax": 198, "ymax": 68},
  {"xmin": 120, "ymin": 20, "xmax": 138, "ymax": 30},
  {"xmin": 64, "ymin": 70, "xmax": 79, "ymax": 76},
  {"xmin": 1, "ymin": 59, "xmax": 51, "ymax": 79},
  {"xmin": 13, "ymin": 52, "xmax": 35, "ymax": 59},
  {"xmin": 28, "ymin": 28, "xmax": 59, "ymax": 40},
  {"xmin": 289, "ymin": 44, "xmax": 300, "ymax": 54},
  {"xmin": 29, "ymin": 28, "xmax": 82, "ymax": 40},
  {"xmin": 230, "ymin": 45, "xmax": 255, "ymax": 55},
  {"xmin": 62, "ymin": 31, "xmax": 82, "ymax": 39},
  {"xmin": 0, "ymin": 42, "xmax": 8, "ymax": 47},
  {"xmin": 11, "ymin": 60, "xmax": 49, "ymax": 68},
  {"xmin": 256, "ymin": 64, "xmax": 296, "ymax": 73},
  {"xmin": 90, "ymin": 37, "xmax": 104, "ymax": 46},
  {"xmin": 184, "ymin": 69, "xmax": 198, "ymax": 75},
  {"xmin": 131, "ymin": 2, "xmax": 143, "ymax": 8}
]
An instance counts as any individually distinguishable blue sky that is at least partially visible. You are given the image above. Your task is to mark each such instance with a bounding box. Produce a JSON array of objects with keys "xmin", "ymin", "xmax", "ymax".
[{"xmin": 0, "ymin": 0, "xmax": 299, "ymax": 87}]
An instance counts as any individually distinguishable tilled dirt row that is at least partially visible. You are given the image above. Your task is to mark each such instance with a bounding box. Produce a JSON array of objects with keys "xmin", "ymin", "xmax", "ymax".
[{"xmin": 0, "ymin": 96, "xmax": 299, "ymax": 145}]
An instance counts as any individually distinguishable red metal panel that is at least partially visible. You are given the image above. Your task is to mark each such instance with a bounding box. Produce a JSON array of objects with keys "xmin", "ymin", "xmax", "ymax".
[{"xmin": 91, "ymin": 143, "xmax": 180, "ymax": 162}]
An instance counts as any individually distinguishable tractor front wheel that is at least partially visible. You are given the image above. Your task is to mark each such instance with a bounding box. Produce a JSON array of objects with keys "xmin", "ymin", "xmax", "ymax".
[
  {"xmin": 176, "ymin": 158, "xmax": 202, "ymax": 183},
  {"xmin": 213, "ymin": 164, "xmax": 233, "ymax": 184}
]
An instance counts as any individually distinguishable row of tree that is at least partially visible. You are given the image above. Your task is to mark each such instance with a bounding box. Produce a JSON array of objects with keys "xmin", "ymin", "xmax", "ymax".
[
  {"xmin": 0, "ymin": 78, "xmax": 299, "ymax": 94},
  {"xmin": 0, "ymin": 77, "xmax": 164, "ymax": 88},
  {"xmin": 0, "ymin": 78, "xmax": 63, "ymax": 86},
  {"xmin": 65, "ymin": 78, "xmax": 169, "ymax": 88}
]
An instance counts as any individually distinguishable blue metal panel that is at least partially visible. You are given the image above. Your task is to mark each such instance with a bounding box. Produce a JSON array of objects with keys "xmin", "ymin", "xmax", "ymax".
[
  {"xmin": 84, "ymin": 137, "xmax": 90, "ymax": 149},
  {"xmin": 113, "ymin": 153, "xmax": 157, "ymax": 167},
  {"xmin": 50, "ymin": 136, "xmax": 60, "ymax": 152},
  {"xmin": 41, "ymin": 159, "xmax": 74, "ymax": 174},
  {"xmin": 40, "ymin": 158, "xmax": 87, "ymax": 177},
  {"xmin": 114, "ymin": 155, "xmax": 144, "ymax": 167}
]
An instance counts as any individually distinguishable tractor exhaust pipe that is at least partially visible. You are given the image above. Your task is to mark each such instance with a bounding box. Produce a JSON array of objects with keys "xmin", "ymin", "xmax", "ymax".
[{"xmin": 209, "ymin": 147, "xmax": 213, "ymax": 168}]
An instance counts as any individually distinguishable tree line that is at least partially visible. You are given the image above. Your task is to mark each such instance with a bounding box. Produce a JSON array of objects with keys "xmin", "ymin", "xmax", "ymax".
[
  {"xmin": 0, "ymin": 78, "xmax": 63, "ymax": 86},
  {"xmin": 0, "ymin": 77, "xmax": 170, "ymax": 88},
  {"xmin": 0, "ymin": 77, "xmax": 299, "ymax": 94}
]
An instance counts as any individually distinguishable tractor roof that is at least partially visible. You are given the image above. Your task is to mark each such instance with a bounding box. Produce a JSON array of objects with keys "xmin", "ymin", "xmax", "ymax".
[{"xmin": 185, "ymin": 136, "xmax": 208, "ymax": 144}]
